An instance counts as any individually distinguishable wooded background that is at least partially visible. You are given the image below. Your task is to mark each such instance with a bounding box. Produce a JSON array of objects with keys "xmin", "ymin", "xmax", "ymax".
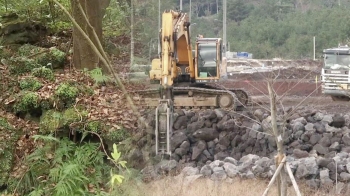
[{"xmin": 1, "ymin": 0, "xmax": 350, "ymax": 60}]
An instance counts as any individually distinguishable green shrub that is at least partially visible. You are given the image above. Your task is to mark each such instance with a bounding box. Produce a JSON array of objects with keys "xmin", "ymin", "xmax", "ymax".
[
  {"xmin": 17, "ymin": 44, "xmax": 43, "ymax": 56},
  {"xmin": 8, "ymin": 57, "xmax": 42, "ymax": 75},
  {"xmin": 55, "ymin": 83, "xmax": 79, "ymax": 107},
  {"xmin": 19, "ymin": 77, "xmax": 43, "ymax": 91},
  {"xmin": 32, "ymin": 67, "xmax": 55, "ymax": 81},
  {"xmin": 49, "ymin": 48, "xmax": 66, "ymax": 65},
  {"xmin": 39, "ymin": 107, "xmax": 88, "ymax": 134},
  {"xmin": 40, "ymin": 98, "xmax": 53, "ymax": 111},
  {"xmin": 36, "ymin": 48, "xmax": 66, "ymax": 69},
  {"xmin": 0, "ymin": 148, "xmax": 14, "ymax": 188},
  {"xmin": 0, "ymin": 47, "xmax": 14, "ymax": 59},
  {"xmin": 39, "ymin": 110, "xmax": 62, "ymax": 134},
  {"xmin": 0, "ymin": 117, "xmax": 13, "ymax": 130},
  {"xmin": 86, "ymin": 121, "xmax": 103, "ymax": 132},
  {"xmin": 106, "ymin": 127, "xmax": 130, "ymax": 142},
  {"xmin": 14, "ymin": 92, "xmax": 40, "ymax": 113},
  {"xmin": 61, "ymin": 108, "xmax": 88, "ymax": 127},
  {"xmin": 0, "ymin": 117, "xmax": 17, "ymax": 188},
  {"xmin": 17, "ymin": 45, "xmax": 66, "ymax": 69}
]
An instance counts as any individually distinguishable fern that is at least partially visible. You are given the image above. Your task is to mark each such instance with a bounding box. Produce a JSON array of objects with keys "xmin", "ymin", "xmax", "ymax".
[
  {"xmin": 75, "ymin": 142, "xmax": 103, "ymax": 165},
  {"xmin": 11, "ymin": 137, "xmax": 110, "ymax": 196},
  {"xmin": 54, "ymin": 162, "xmax": 89, "ymax": 196},
  {"xmin": 32, "ymin": 134, "xmax": 60, "ymax": 143},
  {"xmin": 52, "ymin": 139, "xmax": 75, "ymax": 165},
  {"xmin": 88, "ymin": 68, "xmax": 110, "ymax": 85},
  {"xmin": 28, "ymin": 188, "xmax": 44, "ymax": 196}
]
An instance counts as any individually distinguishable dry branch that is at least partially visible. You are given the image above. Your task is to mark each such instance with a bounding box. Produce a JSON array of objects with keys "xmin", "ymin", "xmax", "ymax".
[{"xmin": 285, "ymin": 162, "xmax": 302, "ymax": 196}]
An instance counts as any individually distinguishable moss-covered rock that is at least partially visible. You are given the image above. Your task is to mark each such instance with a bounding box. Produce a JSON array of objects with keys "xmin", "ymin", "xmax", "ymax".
[
  {"xmin": 39, "ymin": 108, "xmax": 88, "ymax": 134},
  {"xmin": 102, "ymin": 127, "xmax": 130, "ymax": 143},
  {"xmin": 39, "ymin": 110, "xmax": 62, "ymax": 134},
  {"xmin": 13, "ymin": 92, "xmax": 40, "ymax": 113},
  {"xmin": 40, "ymin": 98, "xmax": 55, "ymax": 111},
  {"xmin": 61, "ymin": 108, "xmax": 88, "ymax": 127},
  {"xmin": 0, "ymin": 46, "xmax": 15, "ymax": 59},
  {"xmin": 17, "ymin": 44, "xmax": 43, "ymax": 56},
  {"xmin": 7, "ymin": 45, "xmax": 66, "ymax": 75},
  {"xmin": 41, "ymin": 47, "xmax": 66, "ymax": 69},
  {"xmin": 19, "ymin": 77, "xmax": 43, "ymax": 91},
  {"xmin": 86, "ymin": 121, "xmax": 103, "ymax": 132},
  {"xmin": 0, "ymin": 13, "xmax": 45, "ymax": 45},
  {"xmin": 0, "ymin": 117, "xmax": 19, "ymax": 187},
  {"xmin": 17, "ymin": 44, "xmax": 66, "ymax": 69},
  {"xmin": 55, "ymin": 83, "xmax": 79, "ymax": 107},
  {"xmin": 8, "ymin": 57, "xmax": 42, "ymax": 75},
  {"xmin": 31, "ymin": 67, "xmax": 55, "ymax": 81}
]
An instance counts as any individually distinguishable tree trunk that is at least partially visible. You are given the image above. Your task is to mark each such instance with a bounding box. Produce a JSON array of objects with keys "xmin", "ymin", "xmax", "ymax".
[
  {"xmin": 71, "ymin": 0, "xmax": 110, "ymax": 71},
  {"xmin": 130, "ymin": 0, "xmax": 134, "ymax": 66},
  {"xmin": 267, "ymin": 81, "xmax": 287, "ymax": 196}
]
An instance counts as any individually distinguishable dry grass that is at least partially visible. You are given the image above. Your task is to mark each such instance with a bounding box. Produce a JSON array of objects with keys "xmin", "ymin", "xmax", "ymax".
[{"xmin": 116, "ymin": 175, "xmax": 337, "ymax": 196}]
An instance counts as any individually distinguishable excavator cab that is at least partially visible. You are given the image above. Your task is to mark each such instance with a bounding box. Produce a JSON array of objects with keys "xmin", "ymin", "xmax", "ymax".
[{"xmin": 195, "ymin": 38, "xmax": 223, "ymax": 83}]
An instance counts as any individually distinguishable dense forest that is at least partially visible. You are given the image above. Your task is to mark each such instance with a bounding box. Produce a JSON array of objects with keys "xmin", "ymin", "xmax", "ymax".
[
  {"xmin": 124, "ymin": 0, "xmax": 350, "ymax": 60},
  {"xmin": 176, "ymin": 0, "xmax": 350, "ymax": 59}
]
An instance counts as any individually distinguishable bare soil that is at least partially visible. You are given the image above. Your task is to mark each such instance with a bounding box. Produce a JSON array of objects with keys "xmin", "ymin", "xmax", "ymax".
[
  {"xmin": 219, "ymin": 66, "xmax": 350, "ymax": 114},
  {"xmin": 221, "ymin": 80, "xmax": 321, "ymax": 96},
  {"xmin": 227, "ymin": 67, "xmax": 320, "ymax": 81}
]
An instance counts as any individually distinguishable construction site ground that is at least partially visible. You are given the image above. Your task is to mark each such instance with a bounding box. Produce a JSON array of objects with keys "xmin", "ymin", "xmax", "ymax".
[
  {"xmin": 221, "ymin": 63, "xmax": 350, "ymax": 114},
  {"xmin": 138, "ymin": 60, "xmax": 349, "ymax": 114}
]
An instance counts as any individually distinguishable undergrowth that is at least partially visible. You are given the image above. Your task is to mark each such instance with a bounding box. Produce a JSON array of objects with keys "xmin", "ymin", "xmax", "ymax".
[
  {"xmin": 14, "ymin": 92, "xmax": 40, "ymax": 113},
  {"xmin": 54, "ymin": 83, "xmax": 79, "ymax": 107},
  {"xmin": 9, "ymin": 135, "xmax": 109, "ymax": 195},
  {"xmin": 7, "ymin": 134, "xmax": 128, "ymax": 196},
  {"xmin": 31, "ymin": 67, "xmax": 55, "ymax": 81},
  {"xmin": 85, "ymin": 68, "xmax": 111, "ymax": 85},
  {"xmin": 19, "ymin": 78, "xmax": 43, "ymax": 91}
]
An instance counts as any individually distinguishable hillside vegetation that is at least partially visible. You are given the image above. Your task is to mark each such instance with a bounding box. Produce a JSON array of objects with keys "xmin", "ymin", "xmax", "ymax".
[{"xmin": 185, "ymin": 0, "xmax": 350, "ymax": 59}]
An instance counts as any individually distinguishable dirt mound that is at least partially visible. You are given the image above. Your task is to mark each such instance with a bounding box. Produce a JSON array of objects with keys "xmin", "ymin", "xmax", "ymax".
[
  {"xmin": 228, "ymin": 67, "xmax": 321, "ymax": 81},
  {"xmin": 220, "ymin": 80, "xmax": 321, "ymax": 96}
]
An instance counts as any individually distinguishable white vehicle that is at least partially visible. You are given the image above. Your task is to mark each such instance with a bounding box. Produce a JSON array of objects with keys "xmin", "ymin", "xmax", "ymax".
[{"xmin": 321, "ymin": 45, "xmax": 350, "ymax": 101}]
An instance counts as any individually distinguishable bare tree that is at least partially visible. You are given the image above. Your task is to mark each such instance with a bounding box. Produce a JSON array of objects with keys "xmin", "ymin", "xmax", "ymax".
[
  {"xmin": 224, "ymin": 62, "xmax": 322, "ymax": 196},
  {"xmin": 130, "ymin": 0, "xmax": 134, "ymax": 67}
]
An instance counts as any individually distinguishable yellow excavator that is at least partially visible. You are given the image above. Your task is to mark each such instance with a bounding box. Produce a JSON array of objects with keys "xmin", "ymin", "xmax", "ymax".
[{"xmin": 136, "ymin": 10, "xmax": 250, "ymax": 156}]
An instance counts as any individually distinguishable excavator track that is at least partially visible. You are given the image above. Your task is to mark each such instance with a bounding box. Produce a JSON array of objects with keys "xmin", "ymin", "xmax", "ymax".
[
  {"xmin": 133, "ymin": 86, "xmax": 252, "ymax": 112},
  {"xmin": 203, "ymin": 83, "xmax": 252, "ymax": 107}
]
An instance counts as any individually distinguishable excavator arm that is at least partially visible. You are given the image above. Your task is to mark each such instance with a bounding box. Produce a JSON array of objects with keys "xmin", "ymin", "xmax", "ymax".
[
  {"xmin": 150, "ymin": 10, "xmax": 194, "ymax": 90},
  {"xmin": 151, "ymin": 10, "xmax": 194, "ymax": 156}
]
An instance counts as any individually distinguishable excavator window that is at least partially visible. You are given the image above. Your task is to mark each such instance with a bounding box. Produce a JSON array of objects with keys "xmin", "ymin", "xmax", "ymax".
[{"xmin": 197, "ymin": 43, "xmax": 218, "ymax": 78}]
